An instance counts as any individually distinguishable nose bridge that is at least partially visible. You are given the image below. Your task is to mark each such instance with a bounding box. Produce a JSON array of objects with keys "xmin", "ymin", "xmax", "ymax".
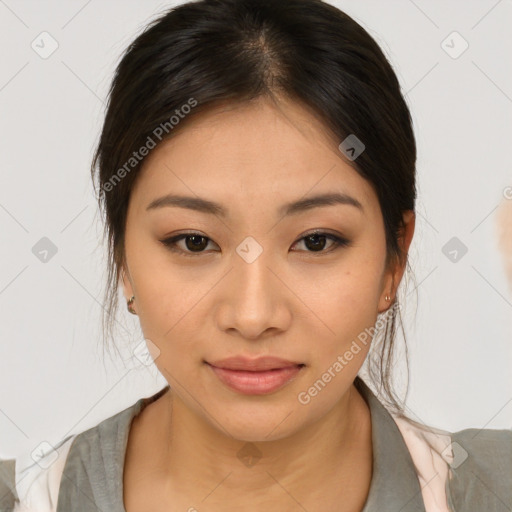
[
  {"xmin": 217, "ymin": 235, "xmax": 289, "ymax": 338},
  {"xmin": 233, "ymin": 235, "xmax": 279, "ymax": 303}
]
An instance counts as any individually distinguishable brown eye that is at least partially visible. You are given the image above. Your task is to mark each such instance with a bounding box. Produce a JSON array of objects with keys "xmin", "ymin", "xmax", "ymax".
[
  {"xmin": 304, "ymin": 233, "xmax": 328, "ymax": 251},
  {"xmin": 291, "ymin": 231, "xmax": 350, "ymax": 254},
  {"xmin": 184, "ymin": 234, "xmax": 209, "ymax": 251},
  {"xmin": 160, "ymin": 233, "xmax": 218, "ymax": 256},
  {"xmin": 160, "ymin": 230, "xmax": 350, "ymax": 257}
]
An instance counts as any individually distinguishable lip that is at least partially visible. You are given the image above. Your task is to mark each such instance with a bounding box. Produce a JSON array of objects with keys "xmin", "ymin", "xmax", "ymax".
[
  {"xmin": 207, "ymin": 355, "xmax": 303, "ymax": 371},
  {"xmin": 205, "ymin": 356, "xmax": 305, "ymax": 395}
]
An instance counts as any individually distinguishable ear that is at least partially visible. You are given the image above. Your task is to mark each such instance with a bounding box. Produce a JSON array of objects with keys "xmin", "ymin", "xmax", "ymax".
[
  {"xmin": 378, "ymin": 210, "xmax": 415, "ymax": 313},
  {"xmin": 121, "ymin": 265, "xmax": 135, "ymax": 302}
]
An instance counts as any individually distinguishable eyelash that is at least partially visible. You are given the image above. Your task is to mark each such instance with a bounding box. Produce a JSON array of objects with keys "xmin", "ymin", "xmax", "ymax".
[{"xmin": 159, "ymin": 230, "xmax": 350, "ymax": 257}]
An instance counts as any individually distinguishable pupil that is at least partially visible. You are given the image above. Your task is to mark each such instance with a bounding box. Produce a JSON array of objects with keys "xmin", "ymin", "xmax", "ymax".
[
  {"xmin": 183, "ymin": 234, "xmax": 328, "ymax": 252},
  {"xmin": 306, "ymin": 234, "xmax": 326, "ymax": 251},
  {"xmin": 186, "ymin": 235, "xmax": 207, "ymax": 251}
]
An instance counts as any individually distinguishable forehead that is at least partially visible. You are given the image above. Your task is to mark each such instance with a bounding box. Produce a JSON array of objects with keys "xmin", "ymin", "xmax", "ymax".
[{"xmin": 130, "ymin": 97, "xmax": 378, "ymax": 218}]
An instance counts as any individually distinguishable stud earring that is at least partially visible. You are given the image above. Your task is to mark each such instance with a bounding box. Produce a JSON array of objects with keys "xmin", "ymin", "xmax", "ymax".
[{"xmin": 127, "ymin": 295, "xmax": 137, "ymax": 315}]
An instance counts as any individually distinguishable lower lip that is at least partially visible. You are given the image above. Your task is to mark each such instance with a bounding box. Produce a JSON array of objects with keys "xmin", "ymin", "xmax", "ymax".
[{"xmin": 207, "ymin": 363, "xmax": 304, "ymax": 395}]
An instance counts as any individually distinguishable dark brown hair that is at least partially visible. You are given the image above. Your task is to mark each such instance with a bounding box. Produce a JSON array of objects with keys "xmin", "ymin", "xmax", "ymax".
[{"xmin": 91, "ymin": 0, "xmax": 417, "ymax": 415}]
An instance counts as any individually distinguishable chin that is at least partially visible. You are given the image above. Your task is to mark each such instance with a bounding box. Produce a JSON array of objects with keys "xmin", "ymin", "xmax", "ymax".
[{"xmin": 208, "ymin": 402, "xmax": 303, "ymax": 443}]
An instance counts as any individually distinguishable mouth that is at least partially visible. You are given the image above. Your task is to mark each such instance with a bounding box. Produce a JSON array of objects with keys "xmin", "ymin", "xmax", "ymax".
[
  {"xmin": 206, "ymin": 355, "xmax": 305, "ymax": 372},
  {"xmin": 205, "ymin": 357, "xmax": 305, "ymax": 395}
]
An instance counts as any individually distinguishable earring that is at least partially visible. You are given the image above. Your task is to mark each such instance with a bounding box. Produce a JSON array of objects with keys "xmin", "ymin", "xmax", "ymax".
[
  {"xmin": 385, "ymin": 294, "xmax": 391, "ymax": 302},
  {"xmin": 127, "ymin": 295, "xmax": 137, "ymax": 315}
]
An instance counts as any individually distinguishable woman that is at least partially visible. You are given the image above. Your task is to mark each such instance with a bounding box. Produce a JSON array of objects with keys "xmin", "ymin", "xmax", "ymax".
[{"xmin": 4, "ymin": 0, "xmax": 511, "ymax": 510}]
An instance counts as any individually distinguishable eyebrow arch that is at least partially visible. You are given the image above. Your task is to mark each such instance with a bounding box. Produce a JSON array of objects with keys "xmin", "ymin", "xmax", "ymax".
[{"xmin": 146, "ymin": 192, "xmax": 364, "ymax": 217}]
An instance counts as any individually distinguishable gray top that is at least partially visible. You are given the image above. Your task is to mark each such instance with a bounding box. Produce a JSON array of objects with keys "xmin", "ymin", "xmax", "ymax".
[
  {"xmin": 0, "ymin": 459, "xmax": 17, "ymax": 511},
  {"xmin": 2, "ymin": 376, "xmax": 511, "ymax": 511}
]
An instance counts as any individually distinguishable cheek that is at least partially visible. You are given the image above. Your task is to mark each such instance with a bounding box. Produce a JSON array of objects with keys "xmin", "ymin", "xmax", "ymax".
[
  {"xmin": 131, "ymin": 224, "xmax": 384, "ymax": 365},
  {"xmin": 296, "ymin": 249, "xmax": 384, "ymax": 321},
  {"xmin": 126, "ymin": 227, "xmax": 207, "ymax": 327},
  {"xmin": 131, "ymin": 260, "xmax": 220, "ymax": 377},
  {"xmin": 295, "ymin": 251, "xmax": 384, "ymax": 363}
]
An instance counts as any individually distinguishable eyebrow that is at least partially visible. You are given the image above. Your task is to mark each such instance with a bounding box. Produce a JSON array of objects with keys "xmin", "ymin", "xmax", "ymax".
[{"xmin": 146, "ymin": 192, "xmax": 364, "ymax": 217}]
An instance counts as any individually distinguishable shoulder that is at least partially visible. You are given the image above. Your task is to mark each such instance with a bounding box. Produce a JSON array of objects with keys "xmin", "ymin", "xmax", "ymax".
[
  {"xmin": 12, "ymin": 386, "xmax": 170, "ymax": 511},
  {"xmin": 447, "ymin": 427, "xmax": 512, "ymax": 511},
  {"xmin": 62, "ymin": 396, "xmax": 146, "ymax": 463},
  {"xmin": 0, "ymin": 458, "xmax": 18, "ymax": 511},
  {"xmin": 392, "ymin": 413, "xmax": 512, "ymax": 512},
  {"xmin": 8, "ymin": 434, "xmax": 76, "ymax": 512},
  {"xmin": 9, "ymin": 397, "xmax": 147, "ymax": 512}
]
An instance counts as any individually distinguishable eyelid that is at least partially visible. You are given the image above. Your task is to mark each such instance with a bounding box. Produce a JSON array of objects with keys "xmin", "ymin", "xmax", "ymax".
[
  {"xmin": 159, "ymin": 231, "xmax": 218, "ymax": 257},
  {"xmin": 295, "ymin": 228, "xmax": 343, "ymax": 241},
  {"xmin": 291, "ymin": 229, "xmax": 350, "ymax": 254},
  {"xmin": 159, "ymin": 229, "xmax": 351, "ymax": 256}
]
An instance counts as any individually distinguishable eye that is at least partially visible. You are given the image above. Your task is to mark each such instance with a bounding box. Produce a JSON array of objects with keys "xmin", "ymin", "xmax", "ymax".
[
  {"xmin": 160, "ymin": 229, "xmax": 350, "ymax": 257},
  {"xmin": 291, "ymin": 230, "xmax": 350, "ymax": 254},
  {"xmin": 160, "ymin": 232, "xmax": 219, "ymax": 256}
]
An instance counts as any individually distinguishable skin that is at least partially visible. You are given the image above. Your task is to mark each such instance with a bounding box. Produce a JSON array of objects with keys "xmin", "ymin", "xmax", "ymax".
[
  {"xmin": 496, "ymin": 193, "xmax": 512, "ymax": 294},
  {"xmin": 121, "ymin": 96, "xmax": 415, "ymax": 511}
]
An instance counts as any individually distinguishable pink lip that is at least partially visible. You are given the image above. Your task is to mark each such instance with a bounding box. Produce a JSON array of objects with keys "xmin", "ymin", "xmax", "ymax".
[
  {"xmin": 206, "ymin": 356, "xmax": 305, "ymax": 395},
  {"xmin": 207, "ymin": 355, "xmax": 303, "ymax": 371}
]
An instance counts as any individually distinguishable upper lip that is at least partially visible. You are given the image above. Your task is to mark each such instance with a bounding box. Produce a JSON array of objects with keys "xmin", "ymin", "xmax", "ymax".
[{"xmin": 207, "ymin": 356, "xmax": 304, "ymax": 371}]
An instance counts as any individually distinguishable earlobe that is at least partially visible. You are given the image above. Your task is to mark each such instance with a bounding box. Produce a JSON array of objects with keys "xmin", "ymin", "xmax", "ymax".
[{"xmin": 378, "ymin": 276, "xmax": 395, "ymax": 313}]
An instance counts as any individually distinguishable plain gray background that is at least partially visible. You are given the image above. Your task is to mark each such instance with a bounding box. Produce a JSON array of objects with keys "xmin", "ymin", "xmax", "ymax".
[{"xmin": 1, "ymin": 0, "xmax": 511, "ymax": 459}]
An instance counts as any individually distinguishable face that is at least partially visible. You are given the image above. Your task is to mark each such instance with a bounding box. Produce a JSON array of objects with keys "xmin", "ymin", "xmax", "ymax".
[{"xmin": 121, "ymin": 96, "xmax": 413, "ymax": 442}]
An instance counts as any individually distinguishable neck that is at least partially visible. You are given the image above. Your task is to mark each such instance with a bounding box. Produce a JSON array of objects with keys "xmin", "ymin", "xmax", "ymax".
[{"xmin": 156, "ymin": 382, "xmax": 372, "ymax": 508}]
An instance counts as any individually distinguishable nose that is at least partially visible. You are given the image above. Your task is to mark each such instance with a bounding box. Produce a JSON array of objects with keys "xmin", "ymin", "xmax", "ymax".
[{"xmin": 215, "ymin": 241, "xmax": 292, "ymax": 340}]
